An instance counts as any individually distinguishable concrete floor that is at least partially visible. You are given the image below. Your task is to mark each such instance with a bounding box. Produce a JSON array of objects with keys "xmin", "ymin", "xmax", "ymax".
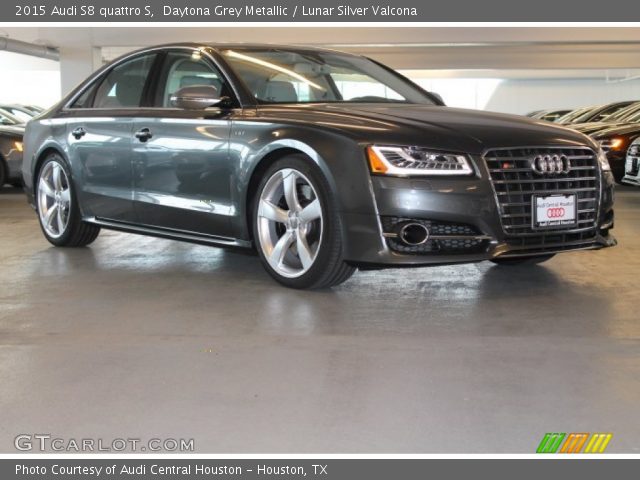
[{"xmin": 0, "ymin": 185, "xmax": 638, "ymax": 454}]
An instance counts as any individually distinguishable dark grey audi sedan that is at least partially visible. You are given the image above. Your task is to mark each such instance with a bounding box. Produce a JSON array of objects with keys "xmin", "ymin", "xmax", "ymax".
[{"xmin": 23, "ymin": 43, "xmax": 616, "ymax": 288}]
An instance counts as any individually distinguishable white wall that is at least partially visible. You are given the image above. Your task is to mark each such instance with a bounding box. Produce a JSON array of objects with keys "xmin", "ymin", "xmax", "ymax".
[
  {"xmin": 0, "ymin": 51, "xmax": 60, "ymax": 108},
  {"xmin": 484, "ymin": 77, "xmax": 640, "ymax": 115},
  {"xmin": 404, "ymin": 70, "xmax": 640, "ymax": 115}
]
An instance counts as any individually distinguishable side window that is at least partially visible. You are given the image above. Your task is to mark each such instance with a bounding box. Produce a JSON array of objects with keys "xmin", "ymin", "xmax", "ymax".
[
  {"xmin": 156, "ymin": 51, "xmax": 228, "ymax": 107},
  {"xmin": 92, "ymin": 54, "xmax": 156, "ymax": 108},
  {"xmin": 70, "ymin": 83, "xmax": 96, "ymax": 109}
]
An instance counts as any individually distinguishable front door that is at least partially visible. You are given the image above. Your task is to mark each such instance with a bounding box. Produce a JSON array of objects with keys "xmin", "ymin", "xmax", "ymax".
[{"xmin": 132, "ymin": 50, "xmax": 234, "ymax": 237}]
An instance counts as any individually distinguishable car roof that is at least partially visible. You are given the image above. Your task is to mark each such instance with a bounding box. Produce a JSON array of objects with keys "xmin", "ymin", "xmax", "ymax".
[{"xmin": 125, "ymin": 42, "xmax": 360, "ymax": 58}]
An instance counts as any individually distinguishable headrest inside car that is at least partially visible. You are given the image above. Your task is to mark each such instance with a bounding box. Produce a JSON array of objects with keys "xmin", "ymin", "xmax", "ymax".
[{"xmin": 264, "ymin": 81, "xmax": 298, "ymax": 103}]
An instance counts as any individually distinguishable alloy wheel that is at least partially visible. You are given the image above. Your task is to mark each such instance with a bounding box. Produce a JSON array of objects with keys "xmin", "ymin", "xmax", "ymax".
[
  {"xmin": 37, "ymin": 161, "xmax": 71, "ymax": 239},
  {"xmin": 257, "ymin": 168, "xmax": 323, "ymax": 278}
]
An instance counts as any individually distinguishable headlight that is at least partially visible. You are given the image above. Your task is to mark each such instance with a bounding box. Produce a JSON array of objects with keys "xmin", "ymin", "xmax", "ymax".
[
  {"xmin": 367, "ymin": 145, "xmax": 473, "ymax": 176},
  {"xmin": 14, "ymin": 141, "xmax": 23, "ymax": 152},
  {"xmin": 597, "ymin": 147, "xmax": 611, "ymax": 172},
  {"xmin": 608, "ymin": 137, "xmax": 625, "ymax": 151}
]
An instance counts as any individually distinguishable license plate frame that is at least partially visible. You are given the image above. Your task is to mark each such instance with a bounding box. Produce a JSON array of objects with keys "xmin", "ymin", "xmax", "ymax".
[{"xmin": 532, "ymin": 194, "xmax": 578, "ymax": 229}]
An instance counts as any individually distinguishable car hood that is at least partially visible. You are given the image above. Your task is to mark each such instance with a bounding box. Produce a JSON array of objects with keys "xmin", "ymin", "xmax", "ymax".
[
  {"xmin": 591, "ymin": 123, "xmax": 640, "ymax": 139},
  {"xmin": 261, "ymin": 104, "xmax": 594, "ymax": 154},
  {"xmin": 0, "ymin": 124, "xmax": 25, "ymax": 136}
]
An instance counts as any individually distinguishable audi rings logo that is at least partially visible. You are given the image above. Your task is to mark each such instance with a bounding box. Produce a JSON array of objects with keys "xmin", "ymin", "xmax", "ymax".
[
  {"xmin": 547, "ymin": 207, "xmax": 566, "ymax": 218},
  {"xmin": 531, "ymin": 154, "xmax": 571, "ymax": 175}
]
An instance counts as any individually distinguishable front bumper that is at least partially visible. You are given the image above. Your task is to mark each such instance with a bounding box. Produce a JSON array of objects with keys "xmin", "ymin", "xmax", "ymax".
[
  {"xmin": 342, "ymin": 166, "xmax": 616, "ymax": 267},
  {"xmin": 622, "ymin": 153, "xmax": 640, "ymax": 186}
]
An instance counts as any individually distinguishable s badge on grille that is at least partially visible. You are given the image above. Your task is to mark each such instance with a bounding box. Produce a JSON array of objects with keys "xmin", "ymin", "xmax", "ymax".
[{"xmin": 531, "ymin": 154, "xmax": 571, "ymax": 175}]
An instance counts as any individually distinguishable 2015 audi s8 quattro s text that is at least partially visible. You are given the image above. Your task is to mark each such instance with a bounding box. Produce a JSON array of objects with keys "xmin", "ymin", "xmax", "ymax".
[{"xmin": 22, "ymin": 44, "xmax": 617, "ymax": 288}]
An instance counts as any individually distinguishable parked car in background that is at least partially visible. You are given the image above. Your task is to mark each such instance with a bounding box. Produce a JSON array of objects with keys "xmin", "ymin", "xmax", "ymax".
[
  {"xmin": 531, "ymin": 109, "xmax": 572, "ymax": 122},
  {"xmin": 22, "ymin": 43, "xmax": 616, "ymax": 288},
  {"xmin": 23, "ymin": 105, "xmax": 45, "ymax": 114},
  {"xmin": 623, "ymin": 137, "xmax": 640, "ymax": 186},
  {"xmin": 0, "ymin": 104, "xmax": 40, "ymax": 123},
  {"xmin": 559, "ymin": 101, "xmax": 635, "ymax": 125},
  {"xmin": 556, "ymin": 106, "xmax": 598, "ymax": 125},
  {"xmin": 0, "ymin": 110, "xmax": 23, "ymax": 126},
  {"xmin": 525, "ymin": 109, "xmax": 544, "ymax": 118},
  {"xmin": 592, "ymin": 121, "xmax": 640, "ymax": 182},
  {"xmin": 0, "ymin": 124, "xmax": 25, "ymax": 187},
  {"xmin": 572, "ymin": 102, "xmax": 640, "ymax": 135}
]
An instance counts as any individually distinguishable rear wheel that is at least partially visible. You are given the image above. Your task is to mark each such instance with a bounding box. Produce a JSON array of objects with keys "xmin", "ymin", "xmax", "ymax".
[
  {"xmin": 36, "ymin": 154, "xmax": 100, "ymax": 247},
  {"xmin": 490, "ymin": 254, "xmax": 555, "ymax": 266},
  {"xmin": 252, "ymin": 155, "xmax": 355, "ymax": 289}
]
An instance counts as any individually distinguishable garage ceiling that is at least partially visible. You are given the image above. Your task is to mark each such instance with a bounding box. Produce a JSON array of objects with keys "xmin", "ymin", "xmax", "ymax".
[{"xmin": 3, "ymin": 26, "xmax": 640, "ymax": 70}]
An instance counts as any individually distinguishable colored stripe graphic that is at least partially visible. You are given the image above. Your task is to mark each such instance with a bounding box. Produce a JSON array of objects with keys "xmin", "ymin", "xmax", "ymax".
[
  {"xmin": 584, "ymin": 433, "xmax": 613, "ymax": 453},
  {"xmin": 536, "ymin": 433, "xmax": 566, "ymax": 453},
  {"xmin": 560, "ymin": 433, "xmax": 589, "ymax": 453},
  {"xmin": 537, "ymin": 433, "xmax": 613, "ymax": 453}
]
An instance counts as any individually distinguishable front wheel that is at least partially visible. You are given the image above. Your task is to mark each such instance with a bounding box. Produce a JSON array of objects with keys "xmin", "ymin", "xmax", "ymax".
[
  {"xmin": 490, "ymin": 254, "xmax": 555, "ymax": 266},
  {"xmin": 36, "ymin": 154, "xmax": 100, "ymax": 247},
  {"xmin": 252, "ymin": 155, "xmax": 355, "ymax": 289}
]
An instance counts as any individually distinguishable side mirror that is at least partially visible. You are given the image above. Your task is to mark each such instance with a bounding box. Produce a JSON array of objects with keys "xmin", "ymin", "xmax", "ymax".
[
  {"xmin": 429, "ymin": 91, "xmax": 445, "ymax": 106},
  {"xmin": 170, "ymin": 85, "xmax": 223, "ymax": 110}
]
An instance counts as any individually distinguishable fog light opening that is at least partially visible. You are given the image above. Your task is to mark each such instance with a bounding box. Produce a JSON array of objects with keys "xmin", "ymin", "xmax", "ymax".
[{"xmin": 399, "ymin": 222, "xmax": 430, "ymax": 246}]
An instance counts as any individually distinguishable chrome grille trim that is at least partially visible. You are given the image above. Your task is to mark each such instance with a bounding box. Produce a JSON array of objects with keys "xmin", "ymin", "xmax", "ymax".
[{"xmin": 484, "ymin": 146, "xmax": 601, "ymax": 239}]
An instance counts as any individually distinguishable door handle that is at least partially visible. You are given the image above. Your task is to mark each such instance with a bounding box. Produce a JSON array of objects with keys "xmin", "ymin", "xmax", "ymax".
[
  {"xmin": 71, "ymin": 127, "xmax": 86, "ymax": 139},
  {"xmin": 135, "ymin": 128, "xmax": 153, "ymax": 142}
]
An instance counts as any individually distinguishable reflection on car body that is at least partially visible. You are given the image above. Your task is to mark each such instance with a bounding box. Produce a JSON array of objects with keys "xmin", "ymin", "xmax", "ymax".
[{"xmin": 23, "ymin": 43, "xmax": 616, "ymax": 288}]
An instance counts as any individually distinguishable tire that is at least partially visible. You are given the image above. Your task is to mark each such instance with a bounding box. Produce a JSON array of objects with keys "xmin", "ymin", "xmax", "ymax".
[
  {"xmin": 252, "ymin": 154, "xmax": 355, "ymax": 289},
  {"xmin": 35, "ymin": 153, "xmax": 100, "ymax": 247},
  {"xmin": 490, "ymin": 254, "xmax": 555, "ymax": 266}
]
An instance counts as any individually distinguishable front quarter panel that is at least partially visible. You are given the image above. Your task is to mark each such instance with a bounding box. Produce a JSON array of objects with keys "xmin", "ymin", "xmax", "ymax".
[{"xmin": 228, "ymin": 113, "xmax": 381, "ymax": 254}]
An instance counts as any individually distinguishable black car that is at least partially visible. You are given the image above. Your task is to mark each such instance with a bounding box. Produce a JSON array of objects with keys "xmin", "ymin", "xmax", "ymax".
[
  {"xmin": 0, "ymin": 104, "xmax": 39, "ymax": 123},
  {"xmin": 22, "ymin": 44, "xmax": 616, "ymax": 288},
  {"xmin": 558, "ymin": 101, "xmax": 635, "ymax": 125},
  {"xmin": 572, "ymin": 101, "xmax": 640, "ymax": 135},
  {"xmin": 592, "ymin": 122, "xmax": 640, "ymax": 182},
  {"xmin": 555, "ymin": 106, "xmax": 598, "ymax": 125},
  {"xmin": 0, "ymin": 124, "xmax": 24, "ymax": 187},
  {"xmin": 531, "ymin": 109, "xmax": 572, "ymax": 122},
  {"xmin": 1, "ymin": 110, "xmax": 25, "ymax": 187}
]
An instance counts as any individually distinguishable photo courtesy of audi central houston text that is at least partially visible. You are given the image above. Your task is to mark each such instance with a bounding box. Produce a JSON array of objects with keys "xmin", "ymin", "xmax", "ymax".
[{"xmin": 22, "ymin": 43, "xmax": 616, "ymax": 289}]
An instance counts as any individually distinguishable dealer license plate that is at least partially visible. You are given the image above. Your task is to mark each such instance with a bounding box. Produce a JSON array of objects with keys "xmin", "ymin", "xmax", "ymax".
[{"xmin": 533, "ymin": 194, "xmax": 577, "ymax": 228}]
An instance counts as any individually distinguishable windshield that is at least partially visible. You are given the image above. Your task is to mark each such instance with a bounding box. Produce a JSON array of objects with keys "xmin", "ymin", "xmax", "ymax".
[
  {"xmin": 221, "ymin": 48, "xmax": 436, "ymax": 105},
  {"xmin": 573, "ymin": 102, "xmax": 634, "ymax": 124},
  {"xmin": 611, "ymin": 103, "xmax": 640, "ymax": 122},
  {"xmin": 618, "ymin": 108, "xmax": 640, "ymax": 123},
  {"xmin": 0, "ymin": 111, "xmax": 18, "ymax": 125},
  {"xmin": 556, "ymin": 106, "xmax": 595, "ymax": 124}
]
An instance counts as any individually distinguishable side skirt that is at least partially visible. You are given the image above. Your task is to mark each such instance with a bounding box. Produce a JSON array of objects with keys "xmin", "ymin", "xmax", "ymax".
[{"xmin": 85, "ymin": 216, "xmax": 255, "ymax": 253}]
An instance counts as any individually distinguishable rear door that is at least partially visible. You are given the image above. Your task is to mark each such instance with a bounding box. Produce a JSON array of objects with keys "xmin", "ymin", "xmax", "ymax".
[{"xmin": 65, "ymin": 52, "xmax": 158, "ymax": 222}]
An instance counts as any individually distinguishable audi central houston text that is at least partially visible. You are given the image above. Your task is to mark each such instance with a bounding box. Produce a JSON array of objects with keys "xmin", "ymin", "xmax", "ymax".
[{"xmin": 22, "ymin": 44, "xmax": 616, "ymax": 288}]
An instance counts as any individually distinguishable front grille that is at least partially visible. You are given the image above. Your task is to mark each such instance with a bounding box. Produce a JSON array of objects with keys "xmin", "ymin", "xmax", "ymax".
[
  {"xmin": 484, "ymin": 147, "xmax": 600, "ymax": 247},
  {"xmin": 381, "ymin": 217, "xmax": 489, "ymax": 255}
]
